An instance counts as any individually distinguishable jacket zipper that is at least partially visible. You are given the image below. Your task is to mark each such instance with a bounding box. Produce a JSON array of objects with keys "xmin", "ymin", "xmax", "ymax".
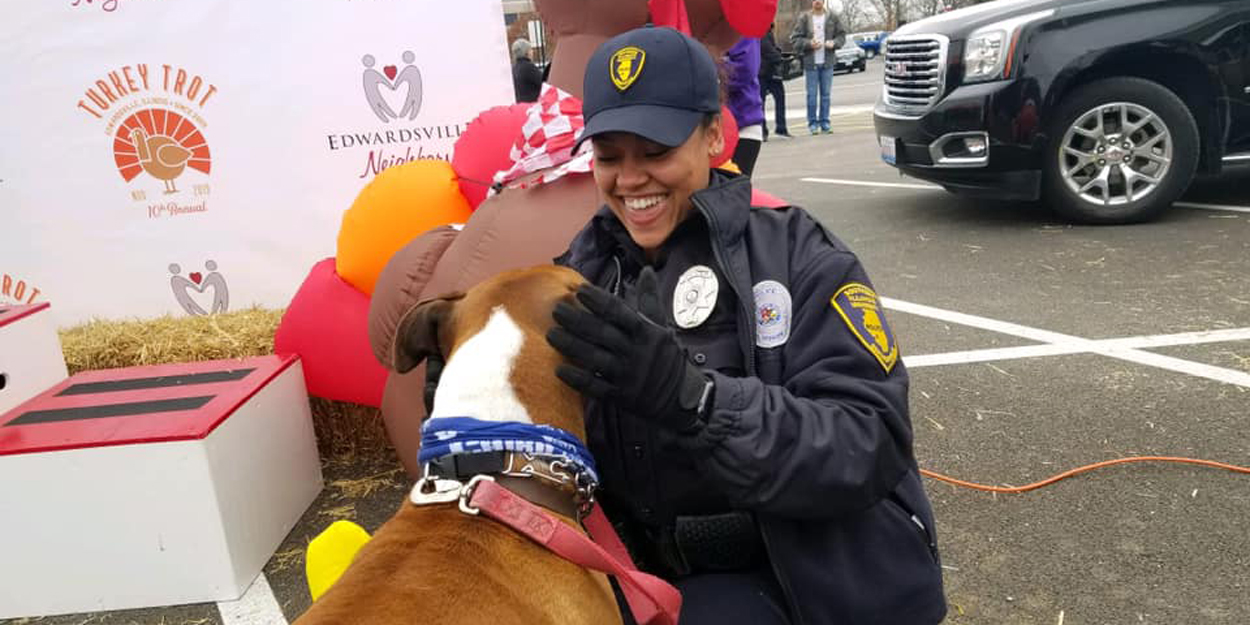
[
  {"xmin": 692, "ymin": 196, "xmax": 756, "ymax": 377},
  {"xmin": 693, "ymin": 194, "xmax": 803, "ymax": 623}
]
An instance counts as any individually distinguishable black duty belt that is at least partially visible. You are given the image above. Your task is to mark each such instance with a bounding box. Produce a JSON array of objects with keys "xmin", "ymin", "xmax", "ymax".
[{"xmin": 644, "ymin": 511, "xmax": 765, "ymax": 577}]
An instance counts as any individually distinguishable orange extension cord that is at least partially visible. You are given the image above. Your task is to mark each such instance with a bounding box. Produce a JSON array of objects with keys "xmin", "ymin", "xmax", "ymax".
[{"xmin": 920, "ymin": 456, "xmax": 1250, "ymax": 494}]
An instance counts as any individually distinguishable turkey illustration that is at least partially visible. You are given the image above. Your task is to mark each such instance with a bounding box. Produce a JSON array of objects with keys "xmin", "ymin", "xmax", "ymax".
[{"xmin": 113, "ymin": 109, "xmax": 211, "ymax": 192}]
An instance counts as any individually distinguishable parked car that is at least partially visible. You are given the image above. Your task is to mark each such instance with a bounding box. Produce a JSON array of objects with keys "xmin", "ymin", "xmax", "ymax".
[
  {"xmin": 851, "ymin": 31, "xmax": 888, "ymax": 58},
  {"xmin": 872, "ymin": 0, "xmax": 1250, "ymax": 224},
  {"xmin": 835, "ymin": 40, "xmax": 867, "ymax": 74}
]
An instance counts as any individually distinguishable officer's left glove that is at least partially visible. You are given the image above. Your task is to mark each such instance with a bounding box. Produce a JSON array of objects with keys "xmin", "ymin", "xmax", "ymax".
[{"xmin": 547, "ymin": 267, "xmax": 712, "ymax": 432}]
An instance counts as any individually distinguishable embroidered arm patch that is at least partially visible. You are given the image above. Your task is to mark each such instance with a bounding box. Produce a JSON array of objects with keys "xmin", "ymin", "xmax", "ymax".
[{"xmin": 830, "ymin": 283, "xmax": 899, "ymax": 373}]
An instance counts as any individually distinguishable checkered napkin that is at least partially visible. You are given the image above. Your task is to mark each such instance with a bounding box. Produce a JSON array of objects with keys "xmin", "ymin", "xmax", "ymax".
[{"xmin": 490, "ymin": 83, "xmax": 594, "ymax": 194}]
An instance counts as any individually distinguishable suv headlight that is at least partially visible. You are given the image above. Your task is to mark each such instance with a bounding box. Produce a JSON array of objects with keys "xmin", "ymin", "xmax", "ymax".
[{"xmin": 963, "ymin": 9, "xmax": 1054, "ymax": 83}]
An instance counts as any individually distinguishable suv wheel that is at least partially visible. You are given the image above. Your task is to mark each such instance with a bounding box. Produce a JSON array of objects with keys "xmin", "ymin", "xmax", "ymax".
[{"xmin": 1043, "ymin": 77, "xmax": 1199, "ymax": 224}]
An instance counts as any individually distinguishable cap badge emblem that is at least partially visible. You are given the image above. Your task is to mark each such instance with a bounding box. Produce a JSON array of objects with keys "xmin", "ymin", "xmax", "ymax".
[{"xmin": 610, "ymin": 46, "xmax": 646, "ymax": 91}]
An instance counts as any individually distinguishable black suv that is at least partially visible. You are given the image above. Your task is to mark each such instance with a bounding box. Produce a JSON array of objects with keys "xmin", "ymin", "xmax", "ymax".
[{"xmin": 873, "ymin": 0, "xmax": 1250, "ymax": 223}]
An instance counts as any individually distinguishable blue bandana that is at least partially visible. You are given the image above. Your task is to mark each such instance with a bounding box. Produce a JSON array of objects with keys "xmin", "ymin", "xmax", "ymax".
[{"xmin": 417, "ymin": 417, "xmax": 599, "ymax": 485}]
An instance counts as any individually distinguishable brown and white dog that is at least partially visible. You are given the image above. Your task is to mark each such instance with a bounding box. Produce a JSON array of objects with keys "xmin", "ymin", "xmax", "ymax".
[{"xmin": 295, "ymin": 265, "xmax": 622, "ymax": 625}]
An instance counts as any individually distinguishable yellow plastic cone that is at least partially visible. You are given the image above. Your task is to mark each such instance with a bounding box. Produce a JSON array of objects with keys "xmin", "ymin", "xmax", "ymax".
[{"xmin": 306, "ymin": 520, "xmax": 372, "ymax": 601}]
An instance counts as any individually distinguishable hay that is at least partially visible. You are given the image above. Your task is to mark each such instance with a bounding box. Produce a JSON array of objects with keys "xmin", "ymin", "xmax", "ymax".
[
  {"xmin": 58, "ymin": 306, "xmax": 283, "ymax": 372},
  {"xmin": 328, "ymin": 468, "xmax": 405, "ymax": 500},
  {"xmin": 57, "ymin": 307, "xmax": 394, "ymax": 465}
]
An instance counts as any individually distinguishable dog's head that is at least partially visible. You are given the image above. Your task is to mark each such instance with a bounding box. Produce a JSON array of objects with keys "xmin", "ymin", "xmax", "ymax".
[{"xmin": 393, "ymin": 265, "xmax": 587, "ymax": 439}]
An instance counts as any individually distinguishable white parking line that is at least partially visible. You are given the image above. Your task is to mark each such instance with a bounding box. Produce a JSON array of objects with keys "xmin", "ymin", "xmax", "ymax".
[
  {"xmin": 886, "ymin": 297, "xmax": 1250, "ymax": 388},
  {"xmin": 1175, "ymin": 201, "xmax": 1250, "ymax": 214},
  {"xmin": 218, "ymin": 573, "xmax": 288, "ymax": 625},
  {"xmin": 905, "ymin": 343, "xmax": 1088, "ymax": 367},
  {"xmin": 770, "ymin": 105, "xmax": 877, "ymax": 122},
  {"xmin": 1098, "ymin": 327, "xmax": 1250, "ymax": 349},
  {"xmin": 804, "ymin": 178, "xmax": 1250, "ymax": 213},
  {"xmin": 802, "ymin": 177, "xmax": 939, "ymax": 190},
  {"xmin": 785, "ymin": 81, "xmax": 881, "ymax": 93},
  {"xmin": 885, "ymin": 298, "xmax": 1096, "ymax": 346},
  {"xmin": 904, "ymin": 327, "xmax": 1250, "ymax": 368}
]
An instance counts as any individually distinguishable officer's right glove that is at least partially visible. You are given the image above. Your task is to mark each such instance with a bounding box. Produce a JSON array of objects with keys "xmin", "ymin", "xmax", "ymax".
[{"xmin": 546, "ymin": 267, "xmax": 712, "ymax": 432}]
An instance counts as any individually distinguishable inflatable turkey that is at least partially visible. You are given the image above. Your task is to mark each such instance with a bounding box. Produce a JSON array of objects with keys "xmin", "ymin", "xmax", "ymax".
[{"xmin": 275, "ymin": 0, "xmax": 783, "ymax": 477}]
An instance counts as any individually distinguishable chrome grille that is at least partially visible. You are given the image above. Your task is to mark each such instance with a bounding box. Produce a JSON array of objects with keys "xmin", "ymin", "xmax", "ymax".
[{"xmin": 883, "ymin": 35, "xmax": 948, "ymax": 113}]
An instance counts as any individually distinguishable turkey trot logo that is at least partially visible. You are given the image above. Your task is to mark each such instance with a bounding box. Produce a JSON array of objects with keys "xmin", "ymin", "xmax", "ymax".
[
  {"xmin": 1, "ymin": 271, "xmax": 42, "ymax": 305},
  {"xmin": 77, "ymin": 64, "xmax": 217, "ymax": 218}
]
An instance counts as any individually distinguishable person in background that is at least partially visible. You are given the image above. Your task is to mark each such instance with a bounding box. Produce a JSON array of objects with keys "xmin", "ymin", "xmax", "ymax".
[
  {"xmin": 789, "ymin": 0, "xmax": 846, "ymax": 134},
  {"xmin": 512, "ymin": 38, "xmax": 543, "ymax": 103},
  {"xmin": 758, "ymin": 24, "xmax": 791, "ymax": 141},
  {"xmin": 723, "ymin": 37, "xmax": 764, "ymax": 177},
  {"xmin": 546, "ymin": 24, "xmax": 947, "ymax": 625}
]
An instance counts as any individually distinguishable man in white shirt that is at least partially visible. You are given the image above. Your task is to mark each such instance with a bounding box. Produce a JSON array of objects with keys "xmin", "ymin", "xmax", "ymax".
[{"xmin": 789, "ymin": 0, "xmax": 846, "ymax": 134}]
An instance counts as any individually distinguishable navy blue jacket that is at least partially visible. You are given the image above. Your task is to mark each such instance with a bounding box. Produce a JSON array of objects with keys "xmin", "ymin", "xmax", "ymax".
[{"xmin": 558, "ymin": 172, "xmax": 947, "ymax": 624}]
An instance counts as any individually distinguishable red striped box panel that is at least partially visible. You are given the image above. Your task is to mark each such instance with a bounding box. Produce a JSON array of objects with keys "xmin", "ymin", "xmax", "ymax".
[
  {"xmin": 0, "ymin": 302, "xmax": 51, "ymax": 327},
  {"xmin": 0, "ymin": 302, "xmax": 68, "ymax": 416},
  {"xmin": 0, "ymin": 356, "xmax": 292, "ymax": 456},
  {"xmin": 0, "ymin": 355, "xmax": 323, "ymax": 618}
]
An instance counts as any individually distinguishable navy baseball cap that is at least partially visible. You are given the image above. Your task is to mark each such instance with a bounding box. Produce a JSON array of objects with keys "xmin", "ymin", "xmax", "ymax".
[{"xmin": 575, "ymin": 26, "xmax": 721, "ymax": 152}]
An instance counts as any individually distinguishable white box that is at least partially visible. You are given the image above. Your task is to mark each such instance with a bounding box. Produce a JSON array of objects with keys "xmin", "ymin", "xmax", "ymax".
[
  {"xmin": 0, "ymin": 355, "xmax": 323, "ymax": 619},
  {"xmin": 0, "ymin": 303, "xmax": 69, "ymax": 415}
]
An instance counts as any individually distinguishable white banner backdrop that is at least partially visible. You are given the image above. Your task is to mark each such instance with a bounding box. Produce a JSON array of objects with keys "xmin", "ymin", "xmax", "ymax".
[{"xmin": 0, "ymin": 0, "xmax": 514, "ymax": 325}]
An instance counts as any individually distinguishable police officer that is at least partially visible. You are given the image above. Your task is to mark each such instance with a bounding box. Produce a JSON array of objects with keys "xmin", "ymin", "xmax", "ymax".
[{"xmin": 546, "ymin": 26, "xmax": 947, "ymax": 624}]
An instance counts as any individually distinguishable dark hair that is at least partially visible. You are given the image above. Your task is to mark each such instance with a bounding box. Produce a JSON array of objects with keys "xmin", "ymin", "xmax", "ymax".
[{"xmin": 699, "ymin": 111, "xmax": 719, "ymax": 129}]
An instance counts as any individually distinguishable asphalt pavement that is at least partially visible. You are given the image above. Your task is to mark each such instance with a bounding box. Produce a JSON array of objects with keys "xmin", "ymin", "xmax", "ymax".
[
  {"xmin": 7, "ymin": 56, "xmax": 1248, "ymax": 625},
  {"xmin": 750, "ymin": 88, "xmax": 1250, "ymax": 623},
  {"xmin": 764, "ymin": 56, "xmax": 884, "ymax": 131}
]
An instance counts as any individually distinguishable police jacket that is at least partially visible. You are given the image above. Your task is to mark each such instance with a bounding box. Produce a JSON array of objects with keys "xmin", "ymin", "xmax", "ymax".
[{"xmin": 557, "ymin": 171, "xmax": 947, "ymax": 624}]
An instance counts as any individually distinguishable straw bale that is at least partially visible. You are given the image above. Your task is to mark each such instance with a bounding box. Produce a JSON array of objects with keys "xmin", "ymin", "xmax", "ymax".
[{"xmin": 56, "ymin": 307, "xmax": 393, "ymax": 464}]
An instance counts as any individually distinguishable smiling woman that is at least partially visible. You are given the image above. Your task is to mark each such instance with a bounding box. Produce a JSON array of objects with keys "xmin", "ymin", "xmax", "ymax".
[
  {"xmin": 587, "ymin": 115, "xmax": 721, "ymax": 255},
  {"xmin": 544, "ymin": 24, "xmax": 948, "ymax": 625}
]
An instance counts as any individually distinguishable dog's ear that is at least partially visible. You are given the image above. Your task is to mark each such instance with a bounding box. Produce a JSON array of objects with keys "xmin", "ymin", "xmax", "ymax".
[{"xmin": 393, "ymin": 293, "xmax": 464, "ymax": 374}]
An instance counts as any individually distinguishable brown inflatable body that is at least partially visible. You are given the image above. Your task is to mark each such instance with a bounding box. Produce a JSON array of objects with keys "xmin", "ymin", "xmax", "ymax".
[{"xmin": 369, "ymin": 0, "xmax": 745, "ymax": 477}]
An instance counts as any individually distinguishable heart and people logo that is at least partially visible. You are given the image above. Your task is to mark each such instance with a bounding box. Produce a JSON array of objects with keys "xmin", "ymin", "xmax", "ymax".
[
  {"xmin": 325, "ymin": 50, "xmax": 462, "ymax": 178},
  {"xmin": 169, "ymin": 260, "xmax": 229, "ymax": 315},
  {"xmin": 362, "ymin": 52, "xmax": 423, "ymax": 123}
]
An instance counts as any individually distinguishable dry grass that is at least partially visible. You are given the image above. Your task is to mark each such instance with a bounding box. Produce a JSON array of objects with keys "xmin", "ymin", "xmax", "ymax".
[
  {"xmin": 58, "ymin": 306, "xmax": 284, "ymax": 373},
  {"xmin": 56, "ymin": 307, "xmax": 394, "ymax": 465},
  {"xmin": 269, "ymin": 547, "xmax": 305, "ymax": 574},
  {"xmin": 328, "ymin": 468, "xmax": 405, "ymax": 500},
  {"xmin": 319, "ymin": 504, "xmax": 357, "ymax": 521}
]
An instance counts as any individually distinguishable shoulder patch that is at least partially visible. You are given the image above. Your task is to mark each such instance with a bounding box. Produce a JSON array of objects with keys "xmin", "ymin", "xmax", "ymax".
[
  {"xmin": 830, "ymin": 283, "xmax": 899, "ymax": 372},
  {"xmin": 753, "ymin": 280, "xmax": 791, "ymax": 348}
]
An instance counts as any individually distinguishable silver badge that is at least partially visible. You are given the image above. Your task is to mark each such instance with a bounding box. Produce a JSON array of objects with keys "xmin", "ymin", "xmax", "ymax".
[
  {"xmin": 672, "ymin": 265, "xmax": 719, "ymax": 329},
  {"xmin": 753, "ymin": 280, "xmax": 791, "ymax": 348}
]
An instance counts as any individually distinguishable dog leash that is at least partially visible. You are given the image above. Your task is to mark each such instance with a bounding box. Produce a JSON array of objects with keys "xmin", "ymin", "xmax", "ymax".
[{"xmin": 465, "ymin": 477, "xmax": 682, "ymax": 625}]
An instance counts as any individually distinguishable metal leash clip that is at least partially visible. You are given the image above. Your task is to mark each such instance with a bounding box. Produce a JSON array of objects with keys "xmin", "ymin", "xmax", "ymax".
[
  {"xmin": 458, "ymin": 474, "xmax": 496, "ymax": 515},
  {"xmin": 409, "ymin": 465, "xmax": 463, "ymax": 506}
]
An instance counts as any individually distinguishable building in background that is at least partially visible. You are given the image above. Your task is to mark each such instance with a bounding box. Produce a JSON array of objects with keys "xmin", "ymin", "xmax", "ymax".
[{"xmin": 502, "ymin": 0, "xmax": 550, "ymax": 69}]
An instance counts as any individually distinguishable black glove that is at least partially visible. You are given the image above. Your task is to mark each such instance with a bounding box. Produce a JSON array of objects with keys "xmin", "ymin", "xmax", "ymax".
[
  {"xmin": 422, "ymin": 353, "xmax": 444, "ymax": 415},
  {"xmin": 547, "ymin": 267, "xmax": 712, "ymax": 432}
]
